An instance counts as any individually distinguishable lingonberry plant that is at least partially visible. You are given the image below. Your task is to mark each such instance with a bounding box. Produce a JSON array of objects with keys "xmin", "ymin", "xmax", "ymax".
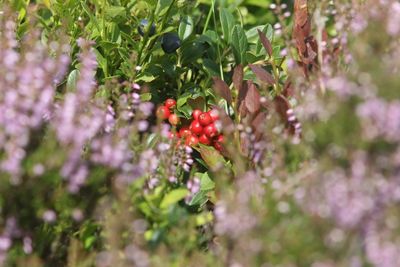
[{"xmin": 1, "ymin": 0, "xmax": 400, "ymax": 266}]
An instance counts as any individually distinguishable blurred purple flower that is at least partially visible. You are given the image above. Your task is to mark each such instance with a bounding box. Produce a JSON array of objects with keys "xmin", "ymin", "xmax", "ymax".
[{"xmin": 42, "ymin": 210, "xmax": 57, "ymax": 223}]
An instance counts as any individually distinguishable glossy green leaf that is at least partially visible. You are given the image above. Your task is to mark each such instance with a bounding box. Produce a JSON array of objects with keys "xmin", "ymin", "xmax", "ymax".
[
  {"xmin": 188, "ymin": 191, "xmax": 208, "ymax": 207},
  {"xmin": 231, "ymin": 24, "xmax": 248, "ymax": 65},
  {"xmin": 66, "ymin": 69, "xmax": 79, "ymax": 92},
  {"xmin": 200, "ymin": 172, "xmax": 215, "ymax": 191},
  {"xmin": 220, "ymin": 8, "xmax": 235, "ymax": 43},
  {"xmin": 178, "ymin": 15, "xmax": 194, "ymax": 41},
  {"xmin": 157, "ymin": 0, "xmax": 174, "ymax": 16}
]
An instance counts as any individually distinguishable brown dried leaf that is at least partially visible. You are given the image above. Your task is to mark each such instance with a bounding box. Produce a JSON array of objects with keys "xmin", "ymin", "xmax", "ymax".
[
  {"xmin": 245, "ymin": 81, "xmax": 261, "ymax": 114},
  {"xmin": 239, "ymin": 101, "xmax": 248, "ymax": 118},
  {"xmin": 257, "ymin": 29, "xmax": 273, "ymax": 57},
  {"xmin": 282, "ymin": 80, "xmax": 294, "ymax": 98},
  {"xmin": 237, "ymin": 81, "xmax": 248, "ymax": 111},
  {"xmin": 293, "ymin": 25, "xmax": 307, "ymax": 54},
  {"xmin": 294, "ymin": 0, "xmax": 309, "ymax": 27},
  {"xmin": 249, "ymin": 64, "xmax": 275, "ymax": 85},
  {"xmin": 233, "ymin": 64, "xmax": 243, "ymax": 93},
  {"xmin": 252, "ymin": 111, "xmax": 267, "ymax": 139},
  {"xmin": 274, "ymin": 95, "xmax": 290, "ymax": 120},
  {"xmin": 212, "ymin": 77, "xmax": 232, "ymax": 104}
]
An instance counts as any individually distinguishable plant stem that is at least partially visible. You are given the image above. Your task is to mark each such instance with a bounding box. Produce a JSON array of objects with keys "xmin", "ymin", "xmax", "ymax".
[
  {"xmin": 202, "ymin": 0, "xmax": 214, "ymax": 34},
  {"xmin": 210, "ymin": 0, "xmax": 224, "ymax": 80}
]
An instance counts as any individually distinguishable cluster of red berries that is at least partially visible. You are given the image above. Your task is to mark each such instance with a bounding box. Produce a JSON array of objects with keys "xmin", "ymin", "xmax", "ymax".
[{"xmin": 156, "ymin": 99, "xmax": 224, "ymax": 151}]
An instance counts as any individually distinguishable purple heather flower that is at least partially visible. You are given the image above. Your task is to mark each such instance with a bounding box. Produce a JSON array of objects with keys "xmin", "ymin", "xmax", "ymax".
[
  {"xmin": 0, "ymin": 16, "xmax": 70, "ymax": 179},
  {"xmin": 72, "ymin": 209, "xmax": 84, "ymax": 222},
  {"xmin": 23, "ymin": 237, "xmax": 32, "ymax": 254},
  {"xmin": 0, "ymin": 237, "xmax": 11, "ymax": 251},
  {"xmin": 138, "ymin": 120, "xmax": 149, "ymax": 132},
  {"xmin": 42, "ymin": 210, "xmax": 57, "ymax": 223},
  {"xmin": 104, "ymin": 105, "xmax": 116, "ymax": 133}
]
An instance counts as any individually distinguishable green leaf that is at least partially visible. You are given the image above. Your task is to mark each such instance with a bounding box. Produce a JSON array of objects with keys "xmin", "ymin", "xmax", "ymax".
[
  {"xmin": 200, "ymin": 172, "xmax": 215, "ymax": 191},
  {"xmin": 104, "ymin": 6, "xmax": 126, "ymax": 23},
  {"xmin": 160, "ymin": 189, "xmax": 189, "ymax": 209},
  {"xmin": 178, "ymin": 15, "xmax": 194, "ymax": 41},
  {"xmin": 220, "ymin": 8, "xmax": 235, "ymax": 43},
  {"xmin": 195, "ymin": 213, "xmax": 213, "ymax": 226},
  {"xmin": 203, "ymin": 59, "xmax": 220, "ymax": 77},
  {"xmin": 141, "ymin": 93, "xmax": 152, "ymax": 101},
  {"xmin": 203, "ymin": 30, "xmax": 219, "ymax": 44},
  {"xmin": 66, "ymin": 70, "xmax": 79, "ymax": 92},
  {"xmin": 84, "ymin": 236, "xmax": 96, "ymax": 249},
  {"xmin": 146, "ymin": 133, "xmax": 159, "ymax": 148},
  {"xmin": 138, "ymin": 202, "xmax": 152, "ymax": 217},
  {"xmin": 81, "ymin": 2, "xmax": 101, "ymax": 34},
  {"xmin": 188, "ymin": 191, "xmax": 208, "ymax": 207},
  {"xmin": 108, "ymin": 22, "xmax": 121, "ymax": 44},
  {"xmin": 93, "ymin": 48, "xmax": 108, "ymax": 77},
  {"xmin": 231, "ymin": 25, "xmax": 248, "ymax": 65},
  {"xmin": 197, "ymin": 145, "xmax": 226, "ymax": 171},
  {"xmin": 181, "ymin": 40, "xmax": 206, "ymax": 66},
  {"xmin": 157, "ymin": 0, "xmax": 174, "ymax": 16},
  {"xmin": 136, "ymin": 73, "xmax": 156, "ymax": 82}
]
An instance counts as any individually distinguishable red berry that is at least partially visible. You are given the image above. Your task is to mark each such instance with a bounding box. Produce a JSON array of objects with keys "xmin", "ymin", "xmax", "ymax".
[
  {"xmin": 203, "ymin": 123, "xmax": 218, "ymax": 138},
  {"xmin": 214, "ymin": 142, "xmax": 223, "ymax": 152},
  {"xmin": 165, "ymin": 99, "xmax": 176, "ymax": 109},
  {"xmin": 216, "ymin": 134, "xmax": 224, "ymax": 143},
  {"xmin": 192, "ymin": 109, "xmax": 202, "ymax": 120},
  {"xmin": 168, "ymin": 114, "xmax": 180, "ymax": 126},
  {"xmin": 179, "ymin": 127, "xmax": 191, "ymax": 138},
  {"xmin": 185, "ymin": 135, "xmax": 199, "ymax": 146},
  {"xmin": 199, "ymin": 134, "xmax": 211, "ymax": 145},
  {"xmin": 156, "ymin": 106, "xmax": 170, "ymax": 120},
  {"xmin": 198, "ymin": 112, "xmax": 212, "ymax": 126},
  {"xmin": 168, "ymin": 132, "xmax": 176, "ymax": 139},
  {"xmin": 189, "ymin": 120, "xmax": 203, "ymax": 135},
  {"xmin": 208, "ymin": 109, "xmax": 219, "ymax": 122}
]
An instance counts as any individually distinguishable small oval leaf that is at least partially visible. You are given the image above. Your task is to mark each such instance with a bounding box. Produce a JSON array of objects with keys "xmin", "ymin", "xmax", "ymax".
[
  {"xmin": 233, "ymin": 64, "xmax": 243, "ymax": 93},
  {"xmin": 231, "ymin": 25, "xmax": 249, "ymax": 65},
  {"xmin": 212, "ymin": 77, "xmax": 232, "ymax": 104},
  {"xmin": 178, "ymin": 15, "xmax": 194, "ymax": 41},
  {"xmin": 245, "ymin": 81, "xmax": 261, "ymax": 114},
  {"xmin": 249, "ymin": 64, "xmax": 275, "ymax": 85},
  {"xmin": 220, "ymin": 8, "xmax": 235, "ymax": 43},
  {"xmin": 66, "ymin": 69, "xmax": 80, "ymax": 92},
  {"xmin": 257, "ymin": 29, "xmax": 273, "ymax": 57}
]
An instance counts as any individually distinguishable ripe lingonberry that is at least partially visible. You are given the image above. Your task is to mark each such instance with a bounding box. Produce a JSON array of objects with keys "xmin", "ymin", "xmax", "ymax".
[
  {"xmin": 214, "ymin": 141, "xmax": 223, "ymax": 152},
  {"xmin": 156, "ymin": 106, "xmax": 170, "ymax": 120},
  {"xmin": 165, "ymin": 99, "xmax": 176, "ymax": 109},
  {"xmin": 192, "ymin": 109, "xmax": 202, "ymax": 120},
  {"xmin": 185, "ymin": 135, "xmax": 199, "ymax": 146},
  {"xmin": 168, "ymin": 114, "xmax": 180, "ymax": 126},
  {"xmin": 179, "ymin": 127, "xmax": 191, "ymax": 138},
  {"xmin": 198, "ymin": 112, "xmax": 212, "ymax": 126},
  {"xmin": 216, "ymin": 134, "xmax": 224, "ymax": 143},
  {"xmin": 208, "ymin": 109, "xmax": 219, "ymax": 122},
  {"xmin": 199, "ymin": 134, "xmax": 211, "ymax": 145},
  {"xmin": 189, "ymin": 120, "xmax": 203, "ymax": 135},
  {"xmin": 203, "ymin": 123, "xmax": 218, "ymax": 138}
]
